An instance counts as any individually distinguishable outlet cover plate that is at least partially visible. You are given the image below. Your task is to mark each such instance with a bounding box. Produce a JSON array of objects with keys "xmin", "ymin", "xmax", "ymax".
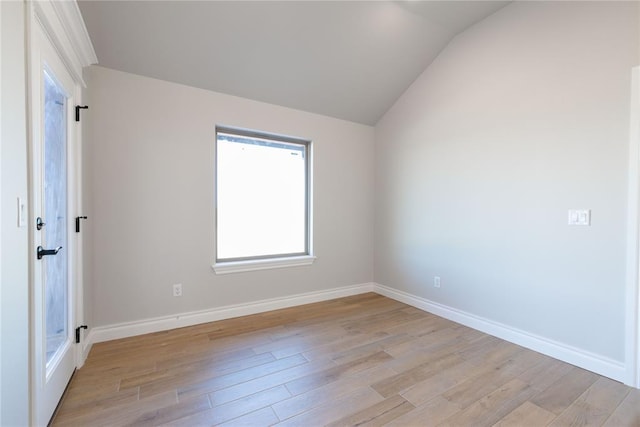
[{"xmin": 172, "ymin": 283, "xmax": 182, "ymax": 297}]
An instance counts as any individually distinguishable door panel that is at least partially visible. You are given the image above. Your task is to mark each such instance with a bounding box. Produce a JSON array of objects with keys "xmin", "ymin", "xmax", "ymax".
[{"xmin": 31, "ymin": 21, "xmax": 77, "ymax": 426}]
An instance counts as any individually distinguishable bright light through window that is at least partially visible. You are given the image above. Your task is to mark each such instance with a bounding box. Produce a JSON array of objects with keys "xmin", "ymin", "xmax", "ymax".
[{"xmin": 216, "ymin": 128, "xmax": 310, "ymax": 262}]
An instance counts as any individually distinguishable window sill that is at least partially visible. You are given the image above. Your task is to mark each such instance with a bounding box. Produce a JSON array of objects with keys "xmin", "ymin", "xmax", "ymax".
[{"xmin": 213, "ymin": 255, "xmax": 316, "ymax": 275}]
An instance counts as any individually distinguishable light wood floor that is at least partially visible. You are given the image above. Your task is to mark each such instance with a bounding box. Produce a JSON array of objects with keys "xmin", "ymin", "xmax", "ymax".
[{"xmin": 52, "ymin": 293, "xmax": 640, "ymax": 426}]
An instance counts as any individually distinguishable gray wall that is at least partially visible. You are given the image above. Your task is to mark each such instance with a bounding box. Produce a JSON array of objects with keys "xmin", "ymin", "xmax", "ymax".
[
  {"xmin": 1, "ymin": 1, "xmax": 30, "ymax": 425},
  {"xmin": 375, "ymin": 1, "xmax": 639, "ymax": 362},
  {"xmin": 85, "ymin": 66, "xmax": 375, "ymax": 327}
]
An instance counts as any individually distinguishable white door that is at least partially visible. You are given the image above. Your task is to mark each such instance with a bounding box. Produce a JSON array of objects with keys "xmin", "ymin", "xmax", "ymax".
[{"xmin": 30, "ymin": 19, "xmax": 78, "ymax": 426}]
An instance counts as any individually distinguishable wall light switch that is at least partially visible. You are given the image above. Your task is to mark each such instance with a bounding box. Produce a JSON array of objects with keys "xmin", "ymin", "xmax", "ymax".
[
  {"xmin": 17, "ymin": 197, "xmax": 26, "ymax": 227},
  {"xmin": 568, "ymin": 209, "xmax": 590, "ymax": 226}
]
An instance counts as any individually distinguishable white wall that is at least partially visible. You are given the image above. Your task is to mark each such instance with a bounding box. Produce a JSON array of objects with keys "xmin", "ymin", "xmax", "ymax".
[
  {"xmin": 375, "ymin": 1, "xmax": 639, "ymax": 363},
  {"xmin": 85, "ymin": 66, "xmax": 374, "ymax": 327},
  {"xmin": 1, "ymin": 0, "xmax": 30, "ymax": 424}
]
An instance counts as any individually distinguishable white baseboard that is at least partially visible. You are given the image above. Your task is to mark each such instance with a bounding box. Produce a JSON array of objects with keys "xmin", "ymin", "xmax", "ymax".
[
  {"xmin": 81, "ymin": 280, "xmax": 628, "ymax": 385},
  {"xmin": 81, "ymin": 330, "xmax": 94, "ymax": 364},
  {"xmin": 86, "ymin": 283, "xmax": 376, "ymax": 346},
  {"xmin": 373, "ymin": 283, "xmax": 627, "ymax": 384}
]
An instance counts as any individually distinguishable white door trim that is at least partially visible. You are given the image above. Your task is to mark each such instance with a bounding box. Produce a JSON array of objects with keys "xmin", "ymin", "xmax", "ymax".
[
  {"xmin": 72, "ymin": 90, "xmax": 86, "ymax": 368},
  {"xmin": 29, "ymin": 17, "xmax": 78, "ymax": 426},
  {"xmin": 0, "ymin": 1, "xmax": 4, "ymax": 423},
  {"xmin": 27, "ymin": 0, "xmax": 95, "ymax": 422},
  {"xmin": 30, "ymin": 1, "xmax": 96, "ymax": 87},
  {"xmin": 28, "ymin": 0, "xmax": 96, "ymax": 357},
  {"xmin": 627, "ymin": 66, "xmax": 640, "ymax": 388}
]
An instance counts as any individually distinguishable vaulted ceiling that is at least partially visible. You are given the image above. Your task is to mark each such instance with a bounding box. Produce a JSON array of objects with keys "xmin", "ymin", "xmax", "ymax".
[{"xmin": 78, "ymin": 1, "xmax": 510, "ymax": 125}]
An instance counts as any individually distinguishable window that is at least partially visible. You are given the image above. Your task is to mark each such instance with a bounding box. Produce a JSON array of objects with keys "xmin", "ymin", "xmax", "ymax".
[{"xmin": 214, "ymin": 126, "xmax": 314, "ymax": 273}]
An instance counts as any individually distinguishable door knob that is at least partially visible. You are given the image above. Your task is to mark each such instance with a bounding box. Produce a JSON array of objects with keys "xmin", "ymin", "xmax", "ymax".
[
  {"xmin": 37, "ymin": 246, "xmax": 62, "ymax": 260},
  {"xmin": 36, "ymin": 217, "xmax": 46, "ymax": 230}
]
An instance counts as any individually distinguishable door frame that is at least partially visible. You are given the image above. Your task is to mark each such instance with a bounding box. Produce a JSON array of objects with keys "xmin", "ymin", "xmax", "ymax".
[
  {"xmin": 26, "ymin": 0, "xmax": 95, "ymax": 423},
  {"xmin": 29, "ymin": 11, "xmax": 80, "ymax": 426},
  {"xmin": 0, "ymin": 1, "xmax": 3, "ymax": 423},
  {"xmin": 628, "ymin": 66, "xmax": 640, "ymax": 388}
]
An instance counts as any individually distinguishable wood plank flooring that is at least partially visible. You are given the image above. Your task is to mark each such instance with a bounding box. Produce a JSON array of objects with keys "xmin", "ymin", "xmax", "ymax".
[{"xmin": 51, "ymin": 293, "xmax": 640, "ymax": 426}]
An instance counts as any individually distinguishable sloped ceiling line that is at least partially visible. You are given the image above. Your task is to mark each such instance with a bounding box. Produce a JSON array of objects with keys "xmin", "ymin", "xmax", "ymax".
[{"xmin": 78, "ymin": 0, "xmax": 510, "ymax": 125}]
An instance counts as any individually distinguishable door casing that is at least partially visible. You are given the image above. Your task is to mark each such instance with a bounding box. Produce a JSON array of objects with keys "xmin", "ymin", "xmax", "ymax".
[
  {"xmin": 628, "ymin": 66, "xmax": 640, "ymax": 388},
  {"xmin": 27, "ymin": 2, "xmax": 87, "ymax": 424}
]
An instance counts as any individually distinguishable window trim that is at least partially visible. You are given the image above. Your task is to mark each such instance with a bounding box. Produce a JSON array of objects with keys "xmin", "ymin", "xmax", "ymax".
[
  {"xmin": 213, "ymin": 125, "xmax": 313, "ymax": 273},
  {"xmin": 213, "ymin": 255, "xmax": 316, "ymax": 275}
]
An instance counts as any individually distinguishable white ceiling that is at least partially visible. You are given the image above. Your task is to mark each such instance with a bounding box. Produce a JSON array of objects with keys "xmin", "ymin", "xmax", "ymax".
[{"xmin": 78, "ymin": 1, "xmax": 510, "ymax": 125}]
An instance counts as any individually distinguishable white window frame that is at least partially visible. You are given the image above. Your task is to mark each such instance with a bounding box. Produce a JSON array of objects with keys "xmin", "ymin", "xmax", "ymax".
[{"xmin": 213, "ymin": 126, "xmax": 315, "ymax": 274}]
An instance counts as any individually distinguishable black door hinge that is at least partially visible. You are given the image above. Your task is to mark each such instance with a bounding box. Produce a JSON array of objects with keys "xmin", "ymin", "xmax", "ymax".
[
  {"xmin": 75, "ymin": 105, "xmax": 88, "ymax": 122},
  {"xmin": 76, "ymin": 216, "xmax": 88, "ymax": 233},
  {"xmin": 75, "ymin": 325, "xmax": 88, "ymax": 343}
]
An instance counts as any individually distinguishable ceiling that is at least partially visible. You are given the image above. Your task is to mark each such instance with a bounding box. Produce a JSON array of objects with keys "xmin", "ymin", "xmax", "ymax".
[{"xmin": 78, "ymin": 1, "xmax": 510, "ymax": 125}]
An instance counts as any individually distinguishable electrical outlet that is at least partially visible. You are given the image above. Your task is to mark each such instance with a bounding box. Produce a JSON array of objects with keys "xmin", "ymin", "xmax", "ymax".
[
  {"xmin": 434, "ymin": 276, "xmax": 441, "ymax": 288},
  {"xmin": 172, "ymin": 283, "xmax": 182, "ymax": 297}
]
